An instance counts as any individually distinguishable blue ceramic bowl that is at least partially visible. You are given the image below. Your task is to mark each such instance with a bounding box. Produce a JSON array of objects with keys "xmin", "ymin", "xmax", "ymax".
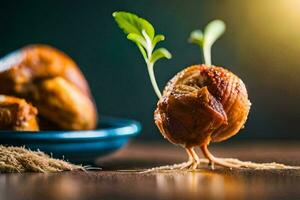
[{"xmin": 0, "ymin": 117, "xmax": 141, "ymax": 164}]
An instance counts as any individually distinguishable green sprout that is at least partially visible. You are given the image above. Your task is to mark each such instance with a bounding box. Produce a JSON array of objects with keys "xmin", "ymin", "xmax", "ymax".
[
  {"xmin": 113, "ymin": 11, "xmax": 172, "ymax": 99},
  {"xmin": 189, "ymin": 20, "xmax": 226, "ymax": 65}
]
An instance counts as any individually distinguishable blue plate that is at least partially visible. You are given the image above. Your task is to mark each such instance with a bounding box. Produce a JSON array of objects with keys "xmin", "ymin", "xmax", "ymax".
[{"xmin": 0, "ymin": 117, "xmax": 141, "ymax": 164}]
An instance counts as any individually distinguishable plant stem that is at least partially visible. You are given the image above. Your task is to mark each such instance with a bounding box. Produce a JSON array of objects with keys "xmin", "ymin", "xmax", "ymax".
[
  {"xmin": 203, "ymin": 45, "xmax": 211, "ymax": 65},
  {"xmin": 143, "ymin": 29, "xmax": 162, "ymax": 99},
  {"xmin": 147, "ymin": 62, "xmax": 162, "ymax": 99}
]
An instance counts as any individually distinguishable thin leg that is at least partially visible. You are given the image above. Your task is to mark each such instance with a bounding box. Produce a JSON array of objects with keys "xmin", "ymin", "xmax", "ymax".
[{"xmin": 183, "ymin": 148, "xmax": 200, "ymax": 170}]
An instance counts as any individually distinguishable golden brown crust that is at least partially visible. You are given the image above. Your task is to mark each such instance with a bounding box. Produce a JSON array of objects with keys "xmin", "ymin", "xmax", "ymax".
[
  {"xmin": 32, "ymin": 77, "xmax": 97, "ymax": 130},
  {"xmin": 0, "ymin": 95, "xmax": 39, "ymax": 131},
  {"xmin": 155, "ymin": 65, "xmax": 251, "ymax": 147},
  {"xmin": 0, "ymin": 45, "xmax": 91, "ymax": 96},
  {"xmin": 0, "ymin": 45, "xmax": 98, "ymax": 130}
]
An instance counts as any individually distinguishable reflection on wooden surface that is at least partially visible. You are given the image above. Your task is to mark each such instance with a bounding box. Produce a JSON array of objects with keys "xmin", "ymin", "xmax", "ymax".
[
  {"xmin": 155, "ymin": 171, "xmax": 245, "ymax": 200},
  {"xmin": 0, "ymin": 141, "xmax": 299, "ymax": 200}
]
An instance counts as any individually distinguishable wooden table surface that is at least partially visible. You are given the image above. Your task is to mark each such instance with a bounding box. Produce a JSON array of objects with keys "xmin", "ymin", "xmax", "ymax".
[{"xmin": 0, "ymin": 140, "xmax": 299, "ymax": 200}]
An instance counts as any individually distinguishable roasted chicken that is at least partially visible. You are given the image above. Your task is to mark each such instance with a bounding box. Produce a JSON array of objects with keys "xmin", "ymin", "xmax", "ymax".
[
  {"xmin": 0, "ymin": 95, "xmax": 39, "ymax": 131},
  {"xmin": 33, "ymin": 77, "xmax": 97, "ymax": 130},
  {"xmin": 0, "ymin": 45, "xmax": 97, "ymax": 130}
]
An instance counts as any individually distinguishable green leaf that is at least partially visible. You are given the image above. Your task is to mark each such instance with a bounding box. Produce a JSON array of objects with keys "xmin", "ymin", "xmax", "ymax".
[
  {"xmin": 137, "ymin": 43, "xmax": 147, "ymax": 62},
  {"xmin": 188, "ymin": 30, "xmax": 204, "ymax": 46},
  {"xmin": 113, "ymin": 11, "xmax": 155, "ymax": 39},
  {"xmin": 188, "ymin": 19, "xmax": 226, "ymax": 65},
  {"xmin": 150, "ymin": 48, "xmax": 172, "ymax": 64},
  {"xmin": 203, "ymin": 20, "xmax": 226, "ymax": 48},
  {"xmin": 152, "ymin": 34, "xmax": 165, "ymax": 48},
  {"xmin": 127, "ymin": 33, "xmax": 147, "ymax": 48}
]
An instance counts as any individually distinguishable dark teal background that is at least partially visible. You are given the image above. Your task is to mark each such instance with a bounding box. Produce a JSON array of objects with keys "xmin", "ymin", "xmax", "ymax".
[{"xmin": 0, "ymin": 0, "xmax": 299, "ymax": 140}]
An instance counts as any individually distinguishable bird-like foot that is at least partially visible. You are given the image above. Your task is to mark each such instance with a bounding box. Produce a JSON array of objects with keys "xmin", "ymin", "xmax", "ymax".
[
  {"xmin": 200, "ymin": 145, "xmax": 300, "ymax": 170},
  {"xmin": 211, "ymin": 158, "xmax": 300, "ymax": 169},
  {"xmin": 142, "ymin": 148, "xmax": 202, "ymax": 173}
]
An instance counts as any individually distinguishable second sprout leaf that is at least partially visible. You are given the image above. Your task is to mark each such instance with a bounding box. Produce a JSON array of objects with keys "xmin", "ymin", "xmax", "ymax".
[
  {"xmin": 189, "ymin": 30, "xmax": 204, "ymax": 46},
  {"xmin": 204, "ymin": 20, "xmax": 226, "ymax": 48},
  {"xmin": 189, "ymin": 20, "xmax": 226, "ymax": 66}
]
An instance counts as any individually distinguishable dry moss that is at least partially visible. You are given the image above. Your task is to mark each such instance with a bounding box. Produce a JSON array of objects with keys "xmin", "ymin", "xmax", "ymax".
[
  {"xmin": 144, "ymin": 158, "xmax": 300, "ymax": 173},
  {"xmin": 0, "ymin": 145, "xmax": 84, "ymax": 173}
]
